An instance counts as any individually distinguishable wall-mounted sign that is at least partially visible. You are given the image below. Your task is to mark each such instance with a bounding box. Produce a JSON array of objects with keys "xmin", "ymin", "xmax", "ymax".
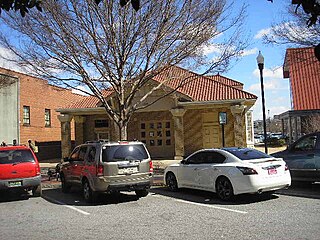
[{"xmin": 219, "ymin": 112, "xmax": 227, "ymax": 125}]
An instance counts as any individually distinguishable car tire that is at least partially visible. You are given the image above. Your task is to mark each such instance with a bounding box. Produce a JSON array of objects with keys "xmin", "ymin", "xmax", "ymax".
[
  {"xmin": 166, "ymin": 172, "xmax": 178, "ymax": 191},
  {"xmin": 216, "ymin": 177, "xmax": 234, "ymax": 201},
  {"xmin": 135, "ymin": 189, "xmax": 149, "ymax": 198},
  {"xmin": 83, "ymin": 179, "xmax": 96, "ymax": 203},
  {"xmin": 61, "ymin": 174, "xmax": 71, "ymax": 193},
  {"xmin": 32, "ymin": 184, "xmax": 42, "ymax": 197}
]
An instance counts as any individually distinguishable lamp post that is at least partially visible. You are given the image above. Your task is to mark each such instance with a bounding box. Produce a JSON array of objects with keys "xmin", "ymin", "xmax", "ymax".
[{"xmin": 256, "ymin": 51, "xmax": 268, "ymax": 154}]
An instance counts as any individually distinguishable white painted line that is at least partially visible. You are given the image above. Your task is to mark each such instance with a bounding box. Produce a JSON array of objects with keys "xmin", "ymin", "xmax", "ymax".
[
  {"xmin": 174, "ymin": 199, "xmax": 248, "ymax": 214},
  {"xmin": 43, "ymin": 196, "xmax": 90, "ymax": 216},
  {"xmin": 152, "ymin": 194, "xmax": 247, "ymax": 214}
]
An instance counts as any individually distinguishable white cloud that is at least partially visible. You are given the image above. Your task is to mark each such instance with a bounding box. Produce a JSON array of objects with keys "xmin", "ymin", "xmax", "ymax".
[
  {"xmin": 72, "ymin": 85, "xmax": 90, "ymax": 96},
  {"xmin": 252, "ymin": 66, "xmax": 283, "ymax": 79},
  {"xmin": 0, "ymin": 47, "xmax": 26, "ymax": 73},
  {"xmin": 202, "ymin": 44, "xmax": 221, "ymax": 55},
  {"xmin": 239, "ymin": 48, "xmax": 258, "ymax": 57},
  {"xmin": 254, "ymin": 28, "xmax": 272, "ymax": 39}
]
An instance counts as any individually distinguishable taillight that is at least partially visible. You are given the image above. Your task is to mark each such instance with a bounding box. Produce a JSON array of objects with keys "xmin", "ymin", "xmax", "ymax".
[
  {"xmin": 35, "ymin": 164, "xmax": 41, "ymax": 176},
  {"xmin": 237, "ymin": 166, "xmax": 258, "ymax": 175},
  {"xmin": 96, "ymin": 164, "xmax": 104, "ymax": 176},
  {"xmin": 285, "ymin": 164, "xmax": 289, "ymax": 171},
  {"xmin": 149, "ymin": 161, "xmax": 153, "ymax": 173}
]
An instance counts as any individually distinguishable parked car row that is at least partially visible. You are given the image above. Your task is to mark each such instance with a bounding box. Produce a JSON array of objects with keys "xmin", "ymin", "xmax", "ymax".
[{"xmin": 1, "ymin": 132, "xmax": 319, "ymax": 203}]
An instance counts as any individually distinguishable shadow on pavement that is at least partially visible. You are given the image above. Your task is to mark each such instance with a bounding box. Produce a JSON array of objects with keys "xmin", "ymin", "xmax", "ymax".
[
  {"xmin": 150, "ymin": 186, "xmax": 279, "ymax": 206},
  {"xmin": 0, "ymin": 189, "xmax": 35, "ymax": 203},
  {"xmin": 276, "ymin": 182, "xmax": 320, "ymax": 199},
  {"xmin": 42, "ymin": 187, "xmax": 143, "ymax": 206}
]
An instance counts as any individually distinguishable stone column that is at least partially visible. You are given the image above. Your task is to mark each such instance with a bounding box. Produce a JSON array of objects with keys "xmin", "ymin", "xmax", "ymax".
[
  {"xmin": 230, "ymin": 105, "xmax": 246, "ymax": 147},
  {"xmin": 74, "ymin": 116, "xmax": 86, "ymax": 146},
  {"xmin": 58, "ymin": 114, "xmax": 73, "ymax": 160},
  {"xmin": 170, "ymin": 108, "xmax": 186, "ymax": 160}
]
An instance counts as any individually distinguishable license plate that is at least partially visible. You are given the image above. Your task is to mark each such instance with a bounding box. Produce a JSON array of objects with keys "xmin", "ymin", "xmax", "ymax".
[
  {"xmin": 118, "ymin": 167, "xmax": 138, "ymax": 175},
  {"xmin": 8, "ymin": 181, "xmax": 22, "ymax": 187},
  {"xmin": 268, "ymin": 169, "xmax": 277, "ymax": 175}
]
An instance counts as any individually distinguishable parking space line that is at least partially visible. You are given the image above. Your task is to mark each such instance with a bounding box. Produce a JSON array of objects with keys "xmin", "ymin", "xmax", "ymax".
[
  {"xmin": 152, "ymin": 195, "xmax": 247, "ymax": 214},
  {"xmin": 43, "ymin": 196, "xmax": 90, "ymax": 216}
]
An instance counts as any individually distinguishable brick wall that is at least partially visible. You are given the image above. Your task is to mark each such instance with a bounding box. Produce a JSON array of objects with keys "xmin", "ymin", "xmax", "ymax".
[{"xmin": 0, "ymin": 67, "xmax": 85, "ymax": 146}]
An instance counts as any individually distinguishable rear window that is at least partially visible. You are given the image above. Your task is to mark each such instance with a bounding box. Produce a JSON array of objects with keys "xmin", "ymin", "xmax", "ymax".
[
  {"xmin": 0, "ymin": 149, "xmax": 35, "ymax": 164},
  {"xmin": 102, "ymin": 144, "xmax": 149, "ymax": 162},
  {"xmin": 223, "ymin": 148, "xmax": 271, "ymax": 160}
]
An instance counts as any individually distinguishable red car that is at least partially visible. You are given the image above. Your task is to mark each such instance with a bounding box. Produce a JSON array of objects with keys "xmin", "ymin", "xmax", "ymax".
[{"xmin": 0, "ymin": 145, "xmax": 42, "ymax": 197}]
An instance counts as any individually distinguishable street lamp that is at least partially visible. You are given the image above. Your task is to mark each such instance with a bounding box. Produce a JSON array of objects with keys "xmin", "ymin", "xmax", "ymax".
[{"xmin": 256, "ymin": 51, "xmax": 268, "ymax": 154}]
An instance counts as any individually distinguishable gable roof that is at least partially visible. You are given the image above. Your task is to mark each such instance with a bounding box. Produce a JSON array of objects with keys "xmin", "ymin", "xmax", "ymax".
[
  {"xmin": 205, "ymin": 74, "xmax": 243, "ymax": 89},
  {"xmin": 283, "ymin": 47, "xmax": 320, "ymax": 110},
  {"xmin": 66, "ymin": 65, "xmax": 257, "ymax": 109},
  {"xmin": 152, "ymin": 65, "xmax": 256, "ymax": 101}
]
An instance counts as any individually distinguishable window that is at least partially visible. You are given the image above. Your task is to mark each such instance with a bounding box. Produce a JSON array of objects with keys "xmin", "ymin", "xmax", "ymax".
[
  {"xmin": 86, "ymin": 147, "xmax": 96, "ymax": 162},
  {"xmin": 23, "ymin": 106, "xmax": 30, "ymax": 125},
  {"xmin": 140, "ymin": 120, "xmax": 172, "ymax": 147},
  {"xmin": 204, "ymin": 152, "xmax": 226, "ymax": 164},
  {"xmin": 95, "ymin": 119, "xmax": 109, "ymax": 128},
  {"xmin": 187, "ymin": 152, "xmax": 205, "ymax": 164},
  {"xmin": 45, "ymin": 109, "xmax": 51, "ymax": 127},
  {"xmin": 293, "ymin": 135, "xmax": 317, "ymax": 151}
]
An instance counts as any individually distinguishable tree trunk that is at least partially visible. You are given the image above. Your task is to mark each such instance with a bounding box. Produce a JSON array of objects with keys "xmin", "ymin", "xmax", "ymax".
[{"xmin": 118, "ymin": 121, "xmax": 128, "ymax": 141}]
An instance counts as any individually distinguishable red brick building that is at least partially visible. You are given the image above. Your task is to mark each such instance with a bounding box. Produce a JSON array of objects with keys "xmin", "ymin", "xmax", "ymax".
[
  {"xmin": 0, "ymin": 67, "xmax": 85, "ymax": 160},
  {"xmin": 279, "ymin": 47, "xmax": 320, "ymax": 142}
]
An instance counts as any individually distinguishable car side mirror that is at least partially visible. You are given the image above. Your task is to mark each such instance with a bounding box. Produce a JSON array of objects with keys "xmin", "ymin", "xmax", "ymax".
[{"xmin": 181, "ymin": 159, "xmax": 187, "ymax": 164}]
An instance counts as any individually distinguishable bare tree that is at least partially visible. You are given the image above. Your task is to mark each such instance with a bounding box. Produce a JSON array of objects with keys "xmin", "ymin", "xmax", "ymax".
[
  {"xmin": 0, "ymin": 0, "xmax": 247, "ymax": 139},
  {"xmin": 262, "ymin": 2, "xmax": 320, "ymax": 60},
  {"xmin": 302, "ymin": 114, "xmax": 320, "ymax": 133}
]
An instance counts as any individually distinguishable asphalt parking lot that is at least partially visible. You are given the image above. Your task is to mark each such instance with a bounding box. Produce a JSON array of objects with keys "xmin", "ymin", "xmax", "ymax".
[{"xmin": 1, "ymin": 182, "xmax": 319, "ymax": 240}]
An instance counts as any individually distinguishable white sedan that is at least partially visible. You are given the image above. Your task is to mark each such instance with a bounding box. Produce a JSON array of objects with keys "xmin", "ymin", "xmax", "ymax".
[{"xmin": 164, "ymin": 147, "xmax": 291, "ymax": 201}]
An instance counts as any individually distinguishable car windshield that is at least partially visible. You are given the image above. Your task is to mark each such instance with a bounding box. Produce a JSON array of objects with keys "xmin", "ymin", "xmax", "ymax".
[
  {"xmin": 0, "ymin": 149, "xmax": 35, "ymax": 164},
  {"xmin": 102, "ymin": 144, "xmax": 149, "ymax": 162},
  {"xmin": 223, "ymin": 148, "xmax": 272, "ymax": 160}
]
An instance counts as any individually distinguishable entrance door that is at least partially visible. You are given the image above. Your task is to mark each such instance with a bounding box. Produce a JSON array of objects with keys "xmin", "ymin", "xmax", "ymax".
[{"xmin": 203, "ymin": 124, "xmax": 220, "ymax": 148}]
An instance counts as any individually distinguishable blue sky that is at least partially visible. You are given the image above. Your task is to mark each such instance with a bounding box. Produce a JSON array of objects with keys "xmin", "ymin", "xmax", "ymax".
[
  {"xmin": 0, "ymin": 0, "xmax": 293, "ymax": 121},
  {"xmin": 225, "ymin": 0, "xmax": 292, "ymax": 120}
]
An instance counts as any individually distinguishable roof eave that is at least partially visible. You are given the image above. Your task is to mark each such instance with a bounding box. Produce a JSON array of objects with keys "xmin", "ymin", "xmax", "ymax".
[
  {"xmin": 178, "ymin": 98, "xmax": 256, "ymax": 108},
  {"xmin": 56, "ymin": 107, "xmax": 105, "ymax": 115}
]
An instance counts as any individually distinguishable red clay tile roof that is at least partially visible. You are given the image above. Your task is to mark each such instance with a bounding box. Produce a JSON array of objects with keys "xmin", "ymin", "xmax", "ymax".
[
  {"xmin": 205, "ymin": 74, "xmax": 243, "ymax": 90},
  {"xmin": 152, "ymin": 66, "xmax": 256, "ymax": 101},
  {"xmin": 65, "ymin": 89, "xmax": 113, "ymax": 109},
  {"xmin": 67, "ymin": 66, "xmax": 257, "ymax": 109},
  {"xmin": 283, "ymin": 47, "xmax": 320, "ymax": 110}
]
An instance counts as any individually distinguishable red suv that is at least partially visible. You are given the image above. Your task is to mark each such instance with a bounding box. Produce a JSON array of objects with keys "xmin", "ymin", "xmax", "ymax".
[{"xmin": 0, "ymin": 145, "xmax": 42, "ymax": 197}]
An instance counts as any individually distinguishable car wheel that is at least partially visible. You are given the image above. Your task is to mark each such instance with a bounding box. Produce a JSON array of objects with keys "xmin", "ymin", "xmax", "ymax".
[
  {"xmin": 135, "ymin": 189, "xmax": 149, "ymax": 198},
  {"xmin": 216, "ymin": 177, "xmax": 234, "ymax": 201},
  {"xmin": 61, "ymin": 174, "xmax": 71, "ymax": 193},
  {"xmin": 83, "ymin": 179, "xmax": 96, "ymax": 203},
  {"xmin": 32, "ymin": 184, "xmax": 42, "ymax": 197},
  {"xmin": 166, "ymin": 172, "xmax": 178, "ymax": 191}
]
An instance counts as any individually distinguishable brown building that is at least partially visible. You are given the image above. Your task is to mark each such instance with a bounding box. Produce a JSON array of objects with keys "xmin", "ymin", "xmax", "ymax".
[
  {"xmin": 0, "ymin": 67, "xmax": 85, "ymax": 160},
  {"xmin": 280, "ymin": 47, "xmax": 320, "ymax": 142},
  {"xmin": 57, "ymin": 66, "xmax": 257, "ymax": 160}
]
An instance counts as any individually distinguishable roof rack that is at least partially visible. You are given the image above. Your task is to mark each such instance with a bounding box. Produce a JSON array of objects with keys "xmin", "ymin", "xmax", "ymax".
[{"xmin": 85, "ymin": 139, "xmax": 111, "ymax": 144}]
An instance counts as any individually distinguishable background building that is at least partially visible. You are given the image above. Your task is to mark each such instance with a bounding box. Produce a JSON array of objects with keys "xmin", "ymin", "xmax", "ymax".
[
  {"xmin": 279, "ymin": 47, "xmax": 320, "ymax": 143},
  {"xmin": 0, "ymin": 67, "xmax": 85, "ymax": 160},
  {"xmin": 57, "ymin": 66, "xmax": 257, "ymax": 159}
]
